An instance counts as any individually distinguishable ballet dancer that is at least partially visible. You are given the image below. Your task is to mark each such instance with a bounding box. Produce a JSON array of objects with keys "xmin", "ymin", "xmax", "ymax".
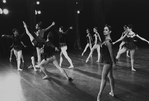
[
  {"xmin": 97, "ymin": 25, "xmax": 115, "ymax": 101},
  {"xmin": 113, "ymin": 25, "xmax": 129, "ymax": 57},
  {"xmin": 9, "ymin": 45, "xmax": 24, "ymax": 63},
  {"xmin": 2, "ymin": 28, "xmax": 26, "ymax": 71},
  {"xmin": 35, "ymin": 32, "xmax": 73, "ymax": 81},
  {"xmin": 35, "ymin": 21, "xmax": 55, "ymax": 65},
  {"xmin": 81, "ymin": 29, "xmax": 93, "ymax": 56},
  {"xmin": 115, "ymin": 24, "xmax": 149, "ymax": 71},
  {"xmin": 56, "ymin": 26, "xmax": 74, "ymax": 68},
  {"xmin": 86, "ymin": 27, "xmax": 102, "ymax": 63}
]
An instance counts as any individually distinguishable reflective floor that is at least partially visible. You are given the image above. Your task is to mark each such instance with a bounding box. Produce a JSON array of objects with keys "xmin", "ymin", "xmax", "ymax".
[{"xmin": 0, "ymin": 48, "xmax": 149, "ymax": 101}]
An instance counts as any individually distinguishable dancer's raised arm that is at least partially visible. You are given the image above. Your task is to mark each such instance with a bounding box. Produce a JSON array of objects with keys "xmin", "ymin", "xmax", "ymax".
[{"xmin": 44, "ymin": 22, "xmax": 55, "ymax": 32}]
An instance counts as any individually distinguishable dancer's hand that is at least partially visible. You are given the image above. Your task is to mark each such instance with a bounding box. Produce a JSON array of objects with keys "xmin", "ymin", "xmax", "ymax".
[
  {"xmin": 55, "ymin": 47, "xmax": 59, "ymax": 51},
  {"xmin": 112, "ymin": 42, "xmax": 115, "ymax": 45},
  {"xmin": 23, "ymin": 21, "xmax": 27, "ymax": 28},
  {"xmin": 147, "ymin": 41, "xmax": 149, "ymax": 44},
  {"xmin": 69, "ymin": 26, "xmax": 73, "ymax": 29},
  {"xmin": 1, "ymin": 35, "xmax": 5, "ymax": 37},
  {"xmin": 52, "ymin": 22, "xmax": 55, "ymax": 26}
]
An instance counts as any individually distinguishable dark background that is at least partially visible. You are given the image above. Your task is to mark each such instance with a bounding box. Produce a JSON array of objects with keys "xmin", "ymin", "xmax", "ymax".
[{"xmin": 0, "ymin": 0, "xmax": 149, "ymax": 56}]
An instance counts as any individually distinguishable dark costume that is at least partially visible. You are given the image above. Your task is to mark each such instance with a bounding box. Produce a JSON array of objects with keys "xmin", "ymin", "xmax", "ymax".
[
  {"xmin": 100, "ymin": 39, "xmax": 113, "ymax": 64},
  {"xmin": 123, "ymin": 36, "xmax": 137, "ymax": 50}
]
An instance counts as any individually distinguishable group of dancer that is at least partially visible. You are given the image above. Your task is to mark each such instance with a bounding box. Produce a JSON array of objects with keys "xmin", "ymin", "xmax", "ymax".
[
  {"xmin": 2, "ymin": 22, "xmax": 149, "ymax": 101},
  {"xmin": 2, "ymin": 21, "xmax": 74, "ymax": 81},
  {"xmin": 80, "ymin": 24, "xmax": 149, "ymax": 101}
]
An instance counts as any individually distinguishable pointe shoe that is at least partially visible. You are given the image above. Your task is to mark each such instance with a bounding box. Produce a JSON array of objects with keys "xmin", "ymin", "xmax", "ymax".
[
  {"xmin": 132, "ymin": 68, "xmax": 136, "ymax": 71},
  {"xmin": 81, "ymin": 53, "xmax": 84, "ymax": 56},
  {"xmin": 68, "ymin": 66, "xmax": 74, "ymax": 69},
  {"xmin": 18, "ymin": 68, "xmax": 23, "ymax": 71},
  {"xmin": 33, "ymin": 68, "xmax": 38, "ymax": 71},
  {"xmin": 109, "ymin": 92, "xmax": 114, "ymax": 97},
  {"xmin": 28, "ymin": 65, "xmax": 33, "ymax": 69},
  {"xmin": 9, "ymin": 58, "xmax": 12, "ymax": 62},
  {"xmin": 86, "ymin": 59, "xmax": 89, "ymax": 63}
]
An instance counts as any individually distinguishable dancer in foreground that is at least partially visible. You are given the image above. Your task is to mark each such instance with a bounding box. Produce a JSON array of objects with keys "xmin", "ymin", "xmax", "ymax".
[
  {"xmin": 97, "ymin": 25, "xmax": 115, "ymax": 101},
  {"xmin": 115, "ymin": 24, "xmax": 149, "ymax": 71},
  {"xmin": 2, "ymin": 28, "xmax": 26, "ymax": 71},
  {"xmin": 81, "ymin": 29, "xmax": 93, "ymax": 56},
  {"xmin": 56, "ymin": 26, "xmax": 74, "ymax": 68}
]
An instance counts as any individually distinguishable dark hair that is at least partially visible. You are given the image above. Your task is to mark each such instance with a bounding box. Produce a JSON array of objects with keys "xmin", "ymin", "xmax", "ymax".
[
  {"xmin": 105, "ymin": 24, "xmax": 111, "ymax": 30},
  {"xmin": 37, "ymin": 21, "xmax": 42, "ymax": 27},
  {"xmin": 12, "ymin": 28, "xmax": 19, "ymax": 33},
  {"xmin": 127, "ymin": 24, "xmax": 133, "ymax": 29},
  {"xmin": 60, "ymin": 26, "xmax": 64, "ymax": 31}
]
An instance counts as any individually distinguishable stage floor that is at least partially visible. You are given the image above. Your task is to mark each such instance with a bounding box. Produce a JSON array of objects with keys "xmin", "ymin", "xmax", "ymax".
[{"xmin": 0, "ymin": 48, "xmax": 149, "ymax": 101}]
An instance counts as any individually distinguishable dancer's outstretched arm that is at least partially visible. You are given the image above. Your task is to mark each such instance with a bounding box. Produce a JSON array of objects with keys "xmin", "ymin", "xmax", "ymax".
[
  {"xmin": 64, "ymin": 26, "xmax": 73, "ymax": 34},
  {"xmin": 44, "ymin": 22, "xmax": 55, "ymax": 32},
  {"xmin": 136, "ymin": 34, "xmax": 149, "ymax": 43},
  {"xmin": 113, "ymin": 33, "xmax": 127, "ymax": 44}
]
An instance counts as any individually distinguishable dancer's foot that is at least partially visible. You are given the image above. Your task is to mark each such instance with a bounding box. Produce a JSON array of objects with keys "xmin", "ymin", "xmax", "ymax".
[
  {"xmin": 97, "ymin": 94, "xmax": 101, "ymax": 101},
  {"xmin": 33, "ymin": 68, "xmax": 38, "ymax": 71},
  {"xmin": 28, "ymin": 65, "xmax": 33, "ymax": 69},
  {"xmin": 132, "ymin": 68, "xmax": 136, "ymax": 71},
  {"xmin": 9, "ymin": 58, "xmax": 12, "ymax": 62},
  {"xmin": 86, "ymin": 59, "xmax": 89, "ymax": 63},
  {"xmin": 18, "ymin": 68, "xmax": 23, "ymax": 71},
  {"xmin": 109, "ymin": 92, "xmax": 114, "ymax": 97},
  {"xmin": 81, "ymin": 53, "xmax": 84, "ymax": 56},
  {"xmin": 42, "ymin": 75, "xmax": 49, "ymax": 80},
  {"xmin": 68, "ymin": 66, "xmax": 74, "ymax": 69}
]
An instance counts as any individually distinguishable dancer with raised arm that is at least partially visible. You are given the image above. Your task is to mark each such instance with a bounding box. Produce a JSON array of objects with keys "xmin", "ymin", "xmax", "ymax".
[
  {"xmin": 35, "ymin": 21, "xmax": 55, "ymax": 65},
  {"xmin": 86, "ymin": 27, "xmax": 102, "ymax": 63},
  {"xmin": 97, "ymin": 25, "xmax": 115, "ymax": 101},
  {"xmin": 2, "ymin": 28, "xmax": 26, "ymax": 71},
  {"xmin": 56, "ymin": 26, "xmax": 74, "ymax": 69},
  {"xmin": 113, "ymin": 25, "xmax": 129, "ymax": 57},
  {"xmin": 115, "ymin": 24, "xmax": 149, "ymax": 71},
  {"xmin": 35, "ymin": 32, "xmax": 73, "ymax": 81},
  {"xmin": 23, "ymin": 21, "xmax": 55, "ymax": 71},
  {"xmin": 81, "ymin": 29, "xmax": 93, "ymax": 56}
]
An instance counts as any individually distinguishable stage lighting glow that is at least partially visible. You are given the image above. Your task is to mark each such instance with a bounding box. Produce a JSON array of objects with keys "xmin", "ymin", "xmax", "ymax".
[
  {"xmin": 35, "ymin": 10, "xmax": 37, "ymax": 15},
  {"xmin": 3, "ymin": 9, "xmax": 9, "ymax": 15},
  {"xmin": 77, "ymin": 10, "xmax": 80, "ymax": 14},
  {"xmin": 0, "ymin": 8, "xmax": 3, "ymax": 14},
  {"xmin": 37, "ymin": 10, "xmax": 41, "ymax": 14},
  {"xmin": 3, "ymin": 0, "xmax": 6, "ymax": 3},
  {"xmin": 36, "ymin": 1, "xmax": 40, "ymax": 5}
]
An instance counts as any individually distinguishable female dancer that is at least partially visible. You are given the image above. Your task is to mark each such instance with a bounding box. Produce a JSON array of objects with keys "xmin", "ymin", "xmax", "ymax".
[
  {"xmin": 81, "ymin": 29, "xmax": 93, "ymax": 56},
  {"xmin": 97, "ymin": 25, "xmax": 115, "ymax": 101},
  {"xmin": 113, "ymin": 25, "xmax": 129, "ymax": 57},
  {"xmin": 35, "ymin": 21, "xmax": 55, "ymax": 65},
  {"xmin": 9, "ymin": 46, "xmax": 24, "ymax": 63},
  {"xmin": 115, "ymin": 25, "xmax": 149, "ymax": 71},
  {"xmin": 2, "ymin": 28, "xmax": 26, "ymax": 71},
  {"xmin": 35, "ymin": 32, "xmax": 73, "ymax": 81},
  {"xmin": 86, "ymin": 27, "xmax": 102, "ymax": 63},
  {"xmin": 57, "ymin": 26, "xmax": 74, "ymax": 68},
  {"xmin": 23, "ymin": 21, "xmax": 54, "ymax": 71}
]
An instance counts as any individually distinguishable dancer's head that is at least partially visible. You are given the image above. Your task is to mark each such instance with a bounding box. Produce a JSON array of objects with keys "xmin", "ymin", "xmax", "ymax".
[
  {"xmin": 93, "ymin": 27, "xmax": 98, "ymax": 33},
  {"xmin": 59, "ymin": 26, "xmax": 64, "ymax": 33},
  {"xmin": 36, "ymin": 21, "xmax": 42, "ymax": 30},
  {"xmin": 12, "ymin": 28, "xmax": 19, "ymax": 37},
  {"xmin": 103, "ymin": 24, "xmax": 111, "ymax": 36}
]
